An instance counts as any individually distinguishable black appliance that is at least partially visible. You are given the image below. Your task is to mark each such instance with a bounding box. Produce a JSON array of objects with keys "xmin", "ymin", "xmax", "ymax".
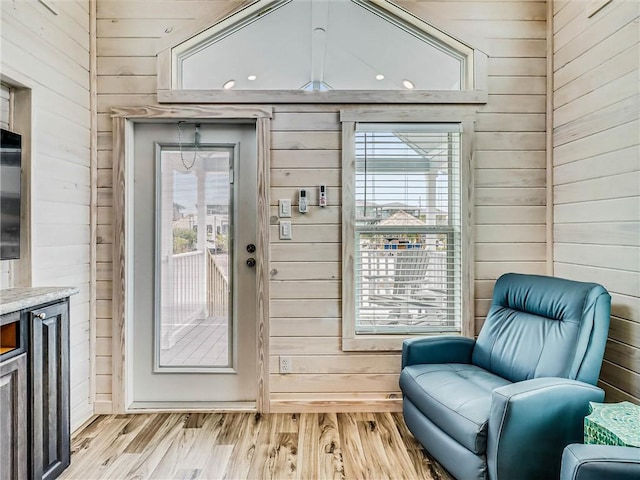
[{"xmin": 1, "ymin": 128, "xmax": 22, "ymax": 260}]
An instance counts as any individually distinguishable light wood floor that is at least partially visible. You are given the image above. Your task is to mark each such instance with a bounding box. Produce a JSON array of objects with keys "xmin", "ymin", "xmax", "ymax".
[{"xmin": 61, "ymin": 412, "xmax": 453, "ymax": 480}]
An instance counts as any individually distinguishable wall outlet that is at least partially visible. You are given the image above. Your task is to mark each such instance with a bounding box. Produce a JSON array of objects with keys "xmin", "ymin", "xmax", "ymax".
[{"xmin": 279, "ymin": 356, "xmax": 292, "ymax": 374}]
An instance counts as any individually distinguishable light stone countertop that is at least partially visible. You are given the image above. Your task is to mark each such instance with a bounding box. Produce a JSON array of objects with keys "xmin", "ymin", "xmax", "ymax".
[{"xmin": 0, "ymin": 286, "xmax": 79, "ymax": 316}]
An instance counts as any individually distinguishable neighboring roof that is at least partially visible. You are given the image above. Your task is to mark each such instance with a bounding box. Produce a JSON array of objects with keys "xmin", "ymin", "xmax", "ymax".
[
  {"xmin": 378, "ymin": 210, "xmax": 425, "ymax": 225},
  {"xmin": 381, "ymin": 202, "xmax": 412, "ymax": 209}
]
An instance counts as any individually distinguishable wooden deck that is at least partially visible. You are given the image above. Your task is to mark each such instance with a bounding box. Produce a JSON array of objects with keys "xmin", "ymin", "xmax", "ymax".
[
  {"xmin": 161, "ymin": 316, "xmax": 229, "ymax": 367},
  {"xmin": 61, "ymin": 412, "xmax": 453, "ymax": 480}
]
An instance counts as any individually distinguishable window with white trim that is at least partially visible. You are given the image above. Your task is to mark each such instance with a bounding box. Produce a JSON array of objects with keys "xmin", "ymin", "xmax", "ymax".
[
  {"xmin": 351, "ymin": 123, "xmax": 462, "ymax": 337},
  {"xmin": 173, "ymin": 0, "xmax": 472, "ymax": 92}
]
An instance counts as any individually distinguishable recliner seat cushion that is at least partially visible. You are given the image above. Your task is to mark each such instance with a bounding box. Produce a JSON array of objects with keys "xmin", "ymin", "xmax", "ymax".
[{"xmin": 399, "ymin": 363, "xmax": 511, "ymax": 454}]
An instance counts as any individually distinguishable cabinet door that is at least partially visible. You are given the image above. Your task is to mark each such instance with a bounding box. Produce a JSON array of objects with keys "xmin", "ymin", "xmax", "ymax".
[
  {"xmin": 0, "ymin": 353, "xmax": 27, "ymax": 480},
  {"xmin": 30, "ymin": 302, "xmax": 70, "ymax": 480}
]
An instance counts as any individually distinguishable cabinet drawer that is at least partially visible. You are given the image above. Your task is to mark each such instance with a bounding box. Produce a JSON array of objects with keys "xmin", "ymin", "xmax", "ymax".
[{"xmin": 0, "ymin": 312, "xmax": 26, "ymax": 362}]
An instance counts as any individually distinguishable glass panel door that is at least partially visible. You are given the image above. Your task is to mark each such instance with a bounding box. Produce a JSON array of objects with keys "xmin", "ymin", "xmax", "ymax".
[
  {"xmin": 132, "ymin": 122, "xmax": 257, "ymax": 405},
  {"xmin": 156, "ymin": 147, "xmax": 234, "ymax": 369}
]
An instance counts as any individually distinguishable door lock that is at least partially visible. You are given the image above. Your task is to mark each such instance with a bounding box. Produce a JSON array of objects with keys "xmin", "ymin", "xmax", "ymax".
[
  {"xmin": 246, "ymin": 258, "xmax": 256, "ymax": 268},
  {"xmin": 246, "ymin": 244, "xmax": 256, "ymax": 253}
]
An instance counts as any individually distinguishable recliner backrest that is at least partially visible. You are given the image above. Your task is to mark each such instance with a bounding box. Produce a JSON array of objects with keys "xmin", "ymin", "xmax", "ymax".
[{"xmin": 471, "ymin": 273, "xmax": 611, "ymax": 385}]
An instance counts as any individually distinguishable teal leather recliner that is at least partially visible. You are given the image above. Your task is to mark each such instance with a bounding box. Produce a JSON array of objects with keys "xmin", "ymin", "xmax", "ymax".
[
  {"xmin": 560, "ymin": 444, "xmax": 640, "ymax": 479},
  {"xmin": 400, "ymin": 273, "xmax": 612, "ymax": 480}
]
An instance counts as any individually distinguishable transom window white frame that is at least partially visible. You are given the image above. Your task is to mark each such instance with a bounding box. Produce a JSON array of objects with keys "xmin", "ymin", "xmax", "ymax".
[
  {"xmin": 341, "ymin": 107, "xmax": 475, "ymax": 351},
  {"xmin": 156, "ymin": 0, "xmax": 488, "ymax": 104}
]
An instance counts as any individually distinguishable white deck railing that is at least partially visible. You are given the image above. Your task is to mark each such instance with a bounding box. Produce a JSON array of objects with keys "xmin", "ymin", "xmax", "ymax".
[
  {"xmin": 161, "ymin": 250, "xmax": 205, "ymax": 349},
  {"xmin": 357, "ymin": 249, "xmax": 452, "ymax": 331},
  {"xmin": 207, "ymin": 250, "xmax": 228, "ymax": 317},
  {"xmin": 172, "ymin": 250, "xmax": 205, "ymax": 316},
  {"xmin": 159, "ymin": 249, "xmax": 229, "ymax": 359},
  {"xmin": 359, "ymin": 248, "xmax": 448, "ymax": 294}
]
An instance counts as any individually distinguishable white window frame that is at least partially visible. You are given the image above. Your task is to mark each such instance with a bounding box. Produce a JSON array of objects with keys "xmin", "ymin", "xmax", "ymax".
[
  {"xmin": 341, "ymin": 108, "xmax": 475, "ymax": 351},
  {"xmin": 156, "ymin": 0, "xmax": 489, "ymax": 104}
]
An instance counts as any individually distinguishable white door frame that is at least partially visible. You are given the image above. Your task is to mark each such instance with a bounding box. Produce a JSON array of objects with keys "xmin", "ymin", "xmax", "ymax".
[{"xmin": 111, "ymin": 105, "xmax": 272, "ymax": 413}]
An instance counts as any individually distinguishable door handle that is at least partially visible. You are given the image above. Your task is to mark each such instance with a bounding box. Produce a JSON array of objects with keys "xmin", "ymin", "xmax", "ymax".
[
  {"xmin": 33, "ymin": 312, "xmax": 46, "ymax": 320},
  {"xmin": 246, "ymin": 258, "xmax": 256, "ymax": 268}
]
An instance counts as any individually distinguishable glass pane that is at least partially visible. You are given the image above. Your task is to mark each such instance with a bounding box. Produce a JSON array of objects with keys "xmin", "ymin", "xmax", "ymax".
[
  {"xmin": 355, "ymin": 130, "xmax": 459, "ymax": 226},
  {"xmin": 353, "ymin": 126, "xmax": 461, "ymax": 334},
  {"xmin": 157, "ymin": 148, "xmax": 232, "ymax": 368},
  {"xmin": 179, "ymin": 0, "xmax": 464, "ymax": 91},
  {"xmin": 355, "ymin": 232, "xmax": 458, "ymax": 334}
]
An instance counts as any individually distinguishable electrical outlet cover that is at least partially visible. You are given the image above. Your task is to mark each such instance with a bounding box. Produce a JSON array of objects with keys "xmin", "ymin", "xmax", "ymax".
[{"xmin": 280, "ymin": 356, "xmax": 292, "ymax": 373}]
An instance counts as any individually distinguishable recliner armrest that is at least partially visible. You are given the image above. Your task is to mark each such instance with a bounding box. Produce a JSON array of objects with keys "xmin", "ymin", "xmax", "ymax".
[
  {"xmin": 401, "ymin": 336, "xmax": 475, "ymax": 368},
  {"xmin": 561, "ymin": 444, "xmax": 640, "ymax": 480},
  {"xmin": 487, "ymin": 377, "xmax": 605, "ymax": 480},
  {"xmin": 560, "ymin": 443, "xmax": 640, "ymax": 480}
]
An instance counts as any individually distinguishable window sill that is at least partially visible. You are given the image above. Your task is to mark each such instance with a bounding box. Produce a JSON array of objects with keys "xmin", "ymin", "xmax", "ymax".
[
  {"xmin": 158, "ymin": 89, "xmax": 488, "ymax": 105},
  {"xmin": 342, "ymin": 333, "xmax": 463, "ymax": 352}
]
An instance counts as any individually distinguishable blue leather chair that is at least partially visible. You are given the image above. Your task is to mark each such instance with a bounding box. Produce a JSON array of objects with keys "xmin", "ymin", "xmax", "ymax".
[
  {"xmin": 400, "ymin": 273, "xmax": 611, "ymax": 480},
  {"xmin": 561, "ymin": 444, "xmax": 640, "ymax": 480}
]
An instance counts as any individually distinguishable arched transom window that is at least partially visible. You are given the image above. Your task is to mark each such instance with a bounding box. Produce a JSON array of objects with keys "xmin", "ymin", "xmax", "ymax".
[{"xmin": 159, "ymin": 0, "xmax": 487, "ymax": 103}]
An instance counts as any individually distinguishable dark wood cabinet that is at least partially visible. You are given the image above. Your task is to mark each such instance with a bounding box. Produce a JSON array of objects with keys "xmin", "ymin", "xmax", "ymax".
[
  {"xmin": 0, "ymin": 352, "xmax": 27, "ymax": 480},
  {"xmin": 0, "ymin": 293, "xmax": 71, "ymax": 480},
  {"xmin": 29, "ymin": 302, "xmax": 70, "ymax": 480}
]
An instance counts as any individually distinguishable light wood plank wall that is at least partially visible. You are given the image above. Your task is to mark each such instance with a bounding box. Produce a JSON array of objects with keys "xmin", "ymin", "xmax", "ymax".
[
  {"xmin": 0, "ymin": 84, "xmax": 11, "ymax": 287},
  {"xmin": 552, "ymin": 0, "xmax": 640, "ymax": 403},
  {"xmin": 95, "ymin": 0, "xmax": 548, "ymax": 412},
  {"xmin": 1, "ymin": 0, "xmax": 93, "ymax": 429},
  {"xmin": 0, "ymin": 84, "xmax": 9, "ymax": 130}
]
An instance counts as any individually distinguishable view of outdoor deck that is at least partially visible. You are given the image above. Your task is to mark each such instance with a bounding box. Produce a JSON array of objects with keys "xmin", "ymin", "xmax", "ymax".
[
  {"xmin": 159, "ymin": 250, "xmax": 230, "ymax": 368},
  {"xmin": 357, "ymin": 241, "xmax": 456, "ymax": 333},
  {"xmin": 157, "ymin": 149, "xmax": 233, "ymax": 369}
]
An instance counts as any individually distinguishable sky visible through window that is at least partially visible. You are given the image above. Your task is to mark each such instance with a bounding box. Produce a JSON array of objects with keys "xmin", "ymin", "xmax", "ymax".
[
  {"xmin": 355, "ymin": 132, "xmax": 450, "ymax": 217},
  {"xmin": 169, "ymin": 152, "xmax": 229, "ymax": 215}
]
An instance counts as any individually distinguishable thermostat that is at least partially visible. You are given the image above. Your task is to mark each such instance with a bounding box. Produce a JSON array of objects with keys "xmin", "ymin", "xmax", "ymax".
[
  {"xmin": 299, "ymin": 189, "xmax": 308, "ymax": 213},
  {"xmin": 319, "ymin": 185, "xmax": 327, "ymax": 207}
]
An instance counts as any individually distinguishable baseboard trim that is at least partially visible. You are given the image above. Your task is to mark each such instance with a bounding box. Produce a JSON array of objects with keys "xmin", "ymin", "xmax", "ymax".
[
  {"xmin": 269, "ymin": 398, "xmax": 403, "ymax": 413},
  {"xmin": 126, "ymin": 401, "xmax": 256, "ymax": 413},
  {"xmin": 93, "ymin": 398, "xmax": 403, "ymax": 414},
  {"xmin": 71, "ymin": 413, "xmax": 100, "ymax": 436},
  {"xmin": 94, "ymin": 400, "xmax": 113, "ymax": 415}
]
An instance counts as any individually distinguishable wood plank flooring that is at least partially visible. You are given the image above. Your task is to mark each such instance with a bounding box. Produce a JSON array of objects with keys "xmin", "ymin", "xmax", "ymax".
[{"xmin": 61, "ymin": 412, "xmax": 453, "ymax": 480}]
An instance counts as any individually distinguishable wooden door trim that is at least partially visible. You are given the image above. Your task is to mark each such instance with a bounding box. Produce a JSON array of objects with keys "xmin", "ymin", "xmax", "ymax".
[{"xmin": 112, "ymin": 105, "xmax": 272, "ymax": 413}]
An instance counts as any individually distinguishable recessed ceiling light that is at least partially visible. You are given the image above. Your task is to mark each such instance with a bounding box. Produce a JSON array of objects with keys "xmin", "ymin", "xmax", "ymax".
[
  {"xmin": 376, "ymin": 74, "xmax": 385, "ymax": 80},
  {"xmin": 247, "ymin": 75, "xmax": 257, "ymax": 81},
  {"xmin": 402, "ymin": 79, "xmax": 415, "ymax": 89},
  {"xmin": 222, "ymin": 79, "xmax": 236, "ymax": 90}
]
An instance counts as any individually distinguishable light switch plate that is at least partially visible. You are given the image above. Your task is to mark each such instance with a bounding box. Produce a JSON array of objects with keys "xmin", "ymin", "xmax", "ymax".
[
  {"xmin": 279, "ymin": 199, "xmax": 291, "ymax": 218},
  {"xmin": 280, "ymin": 221, "xmax": 292, "ymax": 240}
]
